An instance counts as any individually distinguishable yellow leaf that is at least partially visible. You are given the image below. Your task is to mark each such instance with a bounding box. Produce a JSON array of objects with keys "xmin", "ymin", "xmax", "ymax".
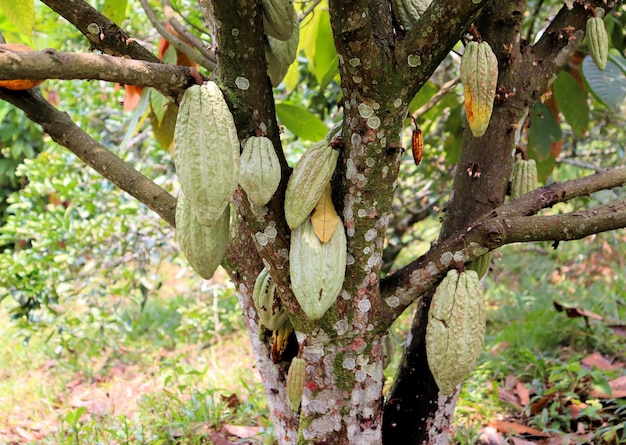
[{"xmin": 311, "ymin": 183, "xmax": 339, "ymax": 243}]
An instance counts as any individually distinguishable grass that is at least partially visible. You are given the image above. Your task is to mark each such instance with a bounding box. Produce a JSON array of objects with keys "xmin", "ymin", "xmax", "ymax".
[{"xmin": 0, "ymin": 233, "xmax": 624, "ymax": 444}]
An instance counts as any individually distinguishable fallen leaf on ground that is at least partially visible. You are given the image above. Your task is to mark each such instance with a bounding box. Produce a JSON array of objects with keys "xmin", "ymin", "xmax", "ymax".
[
  {"xmin": 581, "ymin": 352, "xmax": 617, "ymax": 370},
  {"xmin": 223, "ymin": 423, "xmax": 261, "ymax": 438},
  {"xmin": 589, "ymin": 375, "xmax": 626, "ymax": 398},
  {"xmin": 490, "ymin": 420, "xmax": 550, "ymax": 437},
  {"xmin": 515, "ymin": 380, "xmax": 531, "ymax": 406},
  {"xmin": 553, "ymin": 301, "xmax": 602, "ymax": 320}
]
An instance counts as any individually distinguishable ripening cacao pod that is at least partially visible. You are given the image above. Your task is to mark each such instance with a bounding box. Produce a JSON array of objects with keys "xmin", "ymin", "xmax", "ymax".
[
  {"xmin": 290, "ymin": 217, "xmax": 346, "ymax": 320},
  {"xmin": 253, "ymin": 267, "xmax": 289, "ymax": 331},
  {"xmin": 426, "ymin": 269, "xmax": 486, "ymax": 395},
  {"xmin": 284, "ymin": 141, "xmax": 339, "ymax": 230},
  {"xmin": 174, "ymin": 82, "xmax": 240, "ymax": 227},
  {"xmin": 391, "ymin": 0, "xmax": 431, "ymax": 31},
  {"xmin": 271, "ymin": 318, "xmax": 294, "ymax": 363},
  {"xmin": 175, "ymin": 192, "xmax": 230, "ymax": 279},
  {"xmin": 261, "ymin": 0, "xmax": 297, "ymax": 41},
  {"xmin": 311, "ymin": 183, "xmax": 339, "ymax": 243},
  {"xmin": 239, "ymin": 136, "xmax": 281, "ymax": 206},
  {"xmin": 586, "ymin": 16, "xmax": 608, "ymax": 71},
  {"xmin": 286, "ymin": 357, "xmax": 305, "ymax": 412},
  {"xmin": 0, "ymin": 43, "xmax": 45, "ymax": 90},
  {"xmin": 510, "ymin": 158, "xmax": 539, "ymax": 199},
  {"xmin": 460, "ymin": 40, "xmax": 499, "ymax": 138}
]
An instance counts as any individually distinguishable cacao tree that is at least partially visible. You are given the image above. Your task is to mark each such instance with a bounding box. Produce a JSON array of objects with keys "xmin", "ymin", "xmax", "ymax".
[{"xmin": 1, "ymin": 0, "xmax": 625, "ymax": 443}]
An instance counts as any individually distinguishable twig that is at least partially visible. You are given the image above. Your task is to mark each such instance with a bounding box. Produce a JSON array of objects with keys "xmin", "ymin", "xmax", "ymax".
[{"xmin": 162, "ymin": 0, "xmax": 217, "ymax": 62}]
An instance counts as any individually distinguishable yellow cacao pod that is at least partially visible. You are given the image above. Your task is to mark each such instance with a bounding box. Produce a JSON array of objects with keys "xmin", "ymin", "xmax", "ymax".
[
  {"xmin": 290, "ymin": 216, "xmax": 346, "ymax": 320},
  {"xmin": 391, "ymin": 0, "xmax": 431, "ymax": 31},
  {"xmin": 586, "ymin": 16, "xmax": 608, "ymax": 71},
  {"xmin": 311, "ymin": 183, "xmax": 339, "ymax": 243},
  {"xmin": 261, "ymin": 0, "xmax": 297, "ymax": 41},
  {"xmin": 286, "ymin": 357, "xmax": 305, "ymax": 412},
  {"xmin": 426, "ymin": 269, "xmax": 486, "ymax": 395},
  {"xmin": 284, "ymin": 141, "xmax": 339, "ymax": 230},
  {"xmin": 460, "ymin": 41, "xmax": 498, "ymax": 138},
  {"xmin": 253, "ymin": 267, "xmax": 289, "ymax": 331},
  {"xmin": 175, "ymin": 192, "xmax": 230, "ymax": 280},
  {"xmin": 510, "ymin": 158, "xmax": 539, "ymax": 199},
  {"xmin": 239, "ymin": 136, "xmax": 281, "ymax": 206},
  {"xmin": 174, "ymin": 82, "xmax": 240, "ymax": 227}
]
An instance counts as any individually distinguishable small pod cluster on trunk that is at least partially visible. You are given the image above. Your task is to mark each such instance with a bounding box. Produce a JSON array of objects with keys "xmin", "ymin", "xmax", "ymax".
[
  {"xmin": 261, "ymin": 0, "xmax": 297, "ymax": 41},
  {"xmin": 460, "ymin": 40, "xmax": 499, "ymax": 138},
  {"xmin": 286, "ymin": 357, "xmax": 305, "ymax": 412},
  {"xmin": 586, "ymin": 15, "xmax": 608, "ymax": 71},
  {"xmin": 175, "ymin": 192, "xmax": 230, "ymax": 280},
  {"xmin": 289, "ymin": 217, "xmax": 346, "ymax": 320},
  {"xmin": 510, "ymin": 158, "xmax": 539, "ymax": 199},
  {"xmin": 426, "ymin": 269, "xmax": 486, "ymax": 395},
  {"xmin": 239, "ymin": 136, "xmax": 282, "ymax": 206},
  {"xmin": 284, "ymin": 140, "xmax": 339, "ymax": 230},
  {"xmin": 391, "ymin": 0, "xmax": 431, "ymax": 31},
  {"xmin": 253, "ymin": 267, "xmax": 289, "ymax": 331},
  {"xmin": 174, "ymin": 82, "xmax": 240, "ymax": 227}
]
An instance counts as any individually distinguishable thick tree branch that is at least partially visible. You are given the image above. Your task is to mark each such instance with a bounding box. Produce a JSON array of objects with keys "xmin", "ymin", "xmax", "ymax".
[
  {"xmin": 380, "ymin": 167, "xmax": 626, "ymax": 324},
  {"xmin": 0, "ymin": 49, "xmax": 199, "ymax": 97},
  {"xmin": 0, "ymin": 88, "xmax": 176, "ymax": 226},
  {"xmin": 40, "ymin": 0, "xmax": 161, "ymax": 63}
]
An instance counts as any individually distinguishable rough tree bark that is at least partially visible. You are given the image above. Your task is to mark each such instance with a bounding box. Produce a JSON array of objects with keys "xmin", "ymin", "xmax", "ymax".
[{"xmin": 0, "ymin": 0, "xmax": 623, "ymax": 444}]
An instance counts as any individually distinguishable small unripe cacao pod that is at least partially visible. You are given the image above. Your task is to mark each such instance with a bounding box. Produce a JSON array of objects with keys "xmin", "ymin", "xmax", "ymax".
[
  {"xmin": 426, "ymin": 269, "xmax": 486, "ymax": 395},
  {"xmin": 174, "ymin": 82, "xmax": 240, "ymax": 227},
  {"xmin": 239, "ymin": 136, "xmax": 281, "ymax": 206},
  {"xmin": 460, "ymin": 40, "xmax": 499, "ymax": 138},
  {"xmin": 175, "ymin": 192, "xmax": 230, "ymax": 280},
  {"xmin": 467, "ymin": 253, "xmax": 491, "ymax": 279},
  {"xmin": 253, "ymin": 267, "xmax": 289, "ymax": 331},
  {"xmin": 284, "ymin": 141, "xmax": 339, "ymax": 230},
  {"xmin": 286, "ymin": 357, "xmax": 305, "ymax": 412},
  {"xmin": 586, "ymin": 16, "xmax": 608, "ymax": 71},
  {"xmin": 510, "ymin": 158, "xmax": 539, "ymax": 199},
  {"xmin": 290, "ymin": 217, "xmax": 346, "ymax": 320},
  {"xmin": 261, "ymin": 0, "xmax": 297, "ymax": 41}
]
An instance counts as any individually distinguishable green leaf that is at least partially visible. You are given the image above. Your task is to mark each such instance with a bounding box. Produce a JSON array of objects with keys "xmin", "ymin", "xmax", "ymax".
[
  {"xmin": 527, "ymin": 101, "xmax": 562, "ymax": 161},
  {"xmin": 275, "ymin": 103, "xmax": 328, "ymax": 141},
  {"xmin": 580, "ymin": 55, "xmax": 626, "ymax": 112},
  {"xmin": 553, "ymin": 70, "xmax": 589, "ymax": 137},
  {"xmin": 150, "ymin": 89, "xmax": 170, "ymax": 126},
  {"xmin": 0, "ymin": 0, "xmax": 35, "ymax": 40},
  {"xmin": 300, "ymin": 4, "xmax": 338, "ymax": 87},
  {"xmin": 103, "ymin": 0, "xmax": 127, "ymax": 25}
]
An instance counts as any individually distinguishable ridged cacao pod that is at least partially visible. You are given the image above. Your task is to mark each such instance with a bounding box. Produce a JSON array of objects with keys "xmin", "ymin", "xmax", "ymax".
[
  {"xmin": 391, "ymin": 0, "xmax": 431, "ymax": 31},
  {"xmin": 311, "ymin": 183, "xmax": 339, "ymax": 243},
  {"xmin": 586, "ymin": 16, "xmax": 608, "ymax": 71},
  {"xmin": 510, "ymin": 158, "xmax": 539, "ymax": 199},
  {"xmin": 261, "ymin": 0, "xmax": 297, "ymax": 41},
  {"xmin": 265, "ymin": 18, "xmax": 299, "ymax": 87},
  {"xmin": 460, "ymin": 40, "xmax": 499, "ymax": 138},
  {"xmin": 286, "ymin": 357, "xmax": 305, "ymax": 412},
  {"xmin": 174, "ymin": 82, "xmax": 240, "ymax": 227},
  {"xmin": 239, "ymin": 136, "xmax": 281, "ymax": 206},
  {"xmin": 426, "ymin": 269, "xmax": 486, "ymax": 395},
  {"xmin": 290, "ymin": 217, "xmax": 346, "ymax": 320},
  {"xmin": 253, "ymin": 267, "xmax": 289, "ymax": 331},
  {"xmin": 175, "ymin": 192, "xmax": 230, "ymax": 280},
  {"xmin": 271, "ymin": 318, "xmax": 294, "ymax": 363},
  {"xmin": 284, "ymin": 141, "xmax": 339, "ymax": 230}
]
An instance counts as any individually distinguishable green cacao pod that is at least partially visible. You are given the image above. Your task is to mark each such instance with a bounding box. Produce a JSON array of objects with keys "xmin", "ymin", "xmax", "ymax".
[
  {"xmin": 586, "ymin": 16, "xmax": 608, "ymax": 71},
  {"xmin": 268, "ymin": 18, "xmax": 300, "ymax": 67},
  {"xmin": 391, "ymin": 0, "xmax": 431, "ymax": 31},
  {"xmin": 265, "ymin": 45, "xmax": 289, "ymax": 87},
  {"xmin": 175, "ymin": 192, "xmax": 230, "ymax": 280},
  {"xmin": 253, "ymin": 267, "xmax": 289, "ymax": 331},
  {"xmin": 510, "ymin": 158, "xmax": 539, "ymax": 199},
  {"xmin": 467, "ymin": 252, "xmax": 491, "ymax": 279},
  {"xmin": 286, "ymin": 357, "xmax": 305, "ymax": 412},
  {"xmin": 426, "ymin": 269, "xmax": 486, "ymax": 395},
  {"xmin": 284, "ymin": 141, "xmax": 339, "ymax": 230},
  {"xmin": 174, "ymin": 82, "xmax": 240, "ymax": 227},
  {"xmin": 460, "ymin": 40, "xmax": 499, "ymax": 138},
  {"xmin": 261, "ymin": 0, "xmax": 297, "ymax": 41},
  {"xmin": 239, "ymin": 136, "xmax": 281, "ymax": 206},
  {"xmin": 290, "ymin": 216, "xmax": 346, "ymax": 320}
]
